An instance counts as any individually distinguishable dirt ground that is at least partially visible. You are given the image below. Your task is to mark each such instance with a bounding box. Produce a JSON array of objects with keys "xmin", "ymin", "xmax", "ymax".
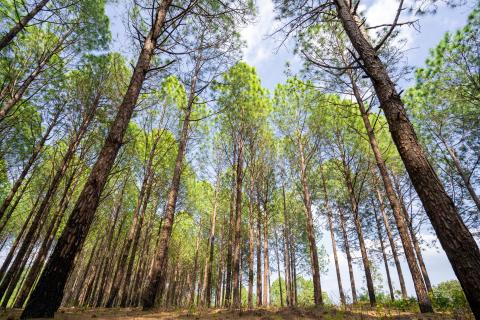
[{"xmin": 0, "ymin": 307, "xmax": 474, "ymax": 320}]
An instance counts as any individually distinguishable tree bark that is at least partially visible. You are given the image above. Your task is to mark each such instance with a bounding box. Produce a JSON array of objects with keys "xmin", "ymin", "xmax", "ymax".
[
  {"xmin": 339, "ymin": 207, "xmax": 357, "ymax": 303},
  {"xmin": 298, "ymin": 139, "xmax": 322, "ymax": 306},
  {"xmin": 320, "ymin": 165, "xmax": 345, "ymax": 305},
  {"xmin": 0, "ymin": 108, "xmax": 60, "ymax": 220},
  {"xmin": 141, "ymin": 54, "xmax": 195, "ymax": 309},
  {"xmin": 20, "ymin": 2, "xmax": 173, "ymax": 317},
  {"xmin": 372, "ymin": 199, "xmax": 395, "ymax": 301},
  {"xmin": 256, "ymin": 204, "xmax": 263, "ymax": 307},
  {"xmin": 0, "ymin": 0, "xmax": 50, "ymax": 51},
  {"xmin": 232, "ymin": 138, "xmax": 244, "ymax": 309},
  {"xmin": 334, "ymin": 0, "xmax": 480, "ymax": 315},
  {"xmin": 351, "ymin": 72, "xmax": 431, "ymax": 310}
]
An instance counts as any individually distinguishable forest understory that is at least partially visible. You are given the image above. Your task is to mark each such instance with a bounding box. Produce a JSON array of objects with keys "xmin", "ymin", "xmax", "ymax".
[{"xmin": 0, "ymin": 307, "xmax": 475, "ymax": 320}]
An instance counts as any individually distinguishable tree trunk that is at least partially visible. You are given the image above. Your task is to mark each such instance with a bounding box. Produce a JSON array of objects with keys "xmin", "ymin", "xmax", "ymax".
[
  {"xmin": 374, "ymin": 187, "xmax": 408, "ymax": 299},
  {"xmin": 440, "ymin": 137, "xmax": 480, "ymax": 212},
  {"xmin": 0, "ymin": 108, "xmax": 60, "ymax": 220},
  {"xmin": 141, "ymin": 55, "xmax": 195, "ymax": 309},
  {"xmin": 338, "ymin": 207, "xmax": 357, "ymax": 303},
  {"xmin": 0, "ymin": 29, "xmax": 71, "ymax": 123},
  {"xmin": 20, "ymin": 2, "xmax": 173, "ymax": 317},
  {"xmin": 0, "ymin": 0, "xmax": 50, "ymax": 51},
  {"xmin": 320, "ymin": 165, "xmax": 345, "ymax": 305},
  {"xmin": 351, "ymin": 72, "xmax": 431, "ymax": 310},
  {"xmin": 298, "ymin": 140, "xmax": 322, "ymax": 306},
  {"xmin": 256, "ymin": 204, "xmax": 263, "ymax": 307},
  {"xmin": 372, "ymin": 199, "xmax": 395, "ymax": 301},
  {"xmin": 334, "ymin": 0, "xmax": 480, "ymax": 315},
  {"xmin": 246, "ymin": 175, "xmax": 255, "ymax": 309},
  {"xmin": 273, "ymin": 229, "xmax": 284, "ymax": 307},
  {"xmin": 232, "ymin": 138, "xmax": 244, "ymax": 309},
  {"xmin": 262, "ymin": 206, "xmax": 270, "ymax": 307}
]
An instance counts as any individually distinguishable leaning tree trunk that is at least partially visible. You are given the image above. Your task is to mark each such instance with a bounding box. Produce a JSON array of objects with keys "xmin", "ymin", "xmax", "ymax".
[
  {"xmin": 0, "ymin": 108, "xmax": 60, "ymax": 220},
  {"xmin": 20, "ymin": 1, "xmax": 173, "ymax": 317},
  {"xmin": 0, "ymin": 0, "xmax": 50, "ymax": 51},
  {"xmin": 440, "ymin": 137, "xmax": 480, "ymax": 212},
  {"xmin": 372, "ymin": 199, "xmax": 395, "ymax": 301},
  {"xmin": 351, "ymin": 74, "xmax": 432, "ymax": 311},
  {"xmin": 334, "ymin": 0, "xmax": 480, "ymax": 315},
  {"xmin": 374, "ymin": 186, "xmax": 408, "ymax": 299}
]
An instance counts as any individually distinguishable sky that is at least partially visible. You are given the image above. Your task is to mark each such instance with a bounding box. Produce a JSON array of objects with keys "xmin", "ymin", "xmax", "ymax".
[{"xmin": 105, "ymin": 0, "xmax": 476, "ymax": 303}]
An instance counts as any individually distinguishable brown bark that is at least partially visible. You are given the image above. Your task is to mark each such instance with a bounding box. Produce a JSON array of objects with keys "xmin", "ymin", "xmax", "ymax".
[
  {"xmin": 273, "ymin": 229, "xmax": 284, "ymax": 307},
  {"xmin": 224, "ymin": 149, "xmax": 237, "ymax": 308},
  {"xmin": 372, "ymin": 199, "xmax": 395, "ymax": 301},
  {"xmin": 374, "ymin": 187, "xmax": 407, "ymax": 299},
  {"xmin": 0, "ymin": 29, "xmax": 71, "ymax": 123},
  {"xmin": 262, "ymin": 205, "xmax": 270, "ymax": 306},
  {"xmin": 334, "ymin": 0, "xmax": 480, "ymax": 315},
  {"xmin": 0, "ymin": 0, "xmax": 50, "ymax": 51},
  {"xmin": 13, "ymin": 170, "xmax": 77, "ymax": 308},
  {"xmin": 141, "ymin": 52, "xmax": 195, "ymax": 308},
  {"xmin": 256, "ymin": 204, "xmax": 263, "ymax": 307},
  {"xmin": 320, "ymin": 165, "xmax": 345, "ymax": 305},
  {"xmin": 201, "ymin": 179, "xmax": 219, "ymax": 307},
  {"xmin": 0, "ymin": 108, "xmax": 60, "ymax": 220},
  {"xmin": 298, "ymin": 139, "xmax": 322, "ymax": 306},
  {"xmin": 232, "ymin": 138, "xmax": 244, "ymax": 309},
  {"xmin": 351, "ymin": 71, "xmax": 431, "ymax": 310},
  {"xmin": 247, "ymin": 175, "xmax": 255, "ymax": 309},
  {"xmin": 20, "ymin": 2, "xmax": 172, "ymax": 317},
  {"xmin": 339, "ymin": 207, "xmax": 357, "ymax": 303},
  {"xmin": 440, "ymin": 137, "xmax": 480, "ymax": 212}
]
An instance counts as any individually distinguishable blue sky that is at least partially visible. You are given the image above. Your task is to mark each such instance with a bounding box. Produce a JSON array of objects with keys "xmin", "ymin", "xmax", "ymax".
[{"xmin": 105, "ymin": 0, "xmax": 475, "ymax": 303}]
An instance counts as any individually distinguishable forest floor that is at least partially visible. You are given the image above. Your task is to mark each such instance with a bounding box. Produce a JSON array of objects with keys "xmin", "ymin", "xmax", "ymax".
[{"xmin": 0, "ymin": 307, "xmax": 474, "ymax": 320}]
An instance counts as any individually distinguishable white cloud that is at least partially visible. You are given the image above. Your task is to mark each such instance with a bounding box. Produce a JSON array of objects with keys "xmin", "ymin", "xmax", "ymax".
[
  {"xmin": 240, "ymin": 0, "xmax": 277, "ymax": 65},
  {"xmin": 362, "ymin": 0, "xmax": 416, "ymax": 46}
]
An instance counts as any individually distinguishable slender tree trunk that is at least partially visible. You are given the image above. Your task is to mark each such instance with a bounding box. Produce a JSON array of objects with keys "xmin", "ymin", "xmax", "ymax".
[
  {"xmin": 440, "ymin": 137, "xmax": 480, "ymax": 212},
  {"xmin": 320, "ymin": 165, "xmax": 345, "ymax": 305},
  {"xmin": 351, "ymin": 73, "xmax": 431, "ymax": 310},
  {"xmin": 372, "ymin": 199, "xmax": 395, "ymax": 301},
  {"xmin": 224, "ymin": 149, "xmax": 236, "ymax": 308},
  {"xmin": 0, "ymin": 29, "xmax": 71, "ymax": 123},
  {"xmin": 339, "ymin": 207, "xmax": 357, "ymax": 303},
  {"xmin": 256, "ymin": 204, "xmax": 262, "ymax": 307},
  {"xmin": 0, "ymin": 0, "xmax": 50, "ymax": 51},
  {"xmin": 273, "ymin": 229, "xmax": 284, "ymax": 307},
  {"xmin": 141, "ymin": 57, "xmax": 196, "ymax": 309},
  {"xmin": 374, "ymin": 187, "xmax": 407, "ymax": 299},
  {"xmin": 13, "ymin": 170, "xmax": 77, "ymax": 308},
  {"xmin": 247, "ymin": 175, "xmax": 255, "ymax": 309},
  {"xmin": 232, "ymin": 138, "xmax": 244, "ymax": 309},
  {"xmin": 298, "ymin": 140, "xmax": 322, "ymax": 306},
  {"xmin": 335, "ymin": 0, "xmax": 480, "ymax": 315},
  {"xmin": 20, "ymin": 2, "xmax": 173, "ymax": 317},
  {"xmin": 262, "ymin": 206, "xmax": 270, "ymax": 307},
  {"xmin": 0, "ymin": 108, "xmax": 60, "ymax": 220}
]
